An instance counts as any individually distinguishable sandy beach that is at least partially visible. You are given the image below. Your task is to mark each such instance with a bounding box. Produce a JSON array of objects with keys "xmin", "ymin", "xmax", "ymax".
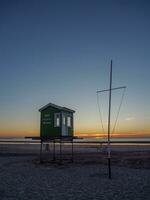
[{"xmin": 0, "ymin": 143, "xmax": 150, "ymax": 200}]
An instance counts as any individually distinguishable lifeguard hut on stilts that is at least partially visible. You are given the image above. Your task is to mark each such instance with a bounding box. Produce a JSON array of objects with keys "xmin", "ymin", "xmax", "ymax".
[{"xmin": 38, "ymin": 103, "xmax": 76, "ymax": 163}]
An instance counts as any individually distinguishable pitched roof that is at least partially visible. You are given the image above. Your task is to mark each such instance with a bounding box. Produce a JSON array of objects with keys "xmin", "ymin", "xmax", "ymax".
[{"xmin": 39, "ymin": 102, "xmax": 75, "ymax": 113}]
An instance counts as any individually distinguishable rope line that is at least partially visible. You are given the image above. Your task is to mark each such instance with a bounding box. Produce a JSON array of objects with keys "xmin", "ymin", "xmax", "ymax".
[
  {"xmin": 111, "ymin": 87, "xmax": 126, "ymax": 135},
  {"xmin": 97, "ymin": 87, "xmax": 126, "ymax": 137},
  {"xmin": 96, "ymin": 93, "xmax": 106, "ymax": 135}
]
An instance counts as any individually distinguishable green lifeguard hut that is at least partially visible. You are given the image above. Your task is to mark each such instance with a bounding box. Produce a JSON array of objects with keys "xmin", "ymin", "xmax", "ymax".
[{"xmin": 39, "ymin": 103, "xmax": 75, "ymax": 138}]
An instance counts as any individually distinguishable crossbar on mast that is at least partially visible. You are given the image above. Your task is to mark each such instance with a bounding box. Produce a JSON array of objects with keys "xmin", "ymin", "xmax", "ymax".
[{"xmin": 97, "ymin": 86, "xmax": 126, "ymax": 93}]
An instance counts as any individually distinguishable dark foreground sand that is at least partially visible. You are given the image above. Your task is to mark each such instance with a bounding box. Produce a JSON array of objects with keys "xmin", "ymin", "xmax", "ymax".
[{"xmin": 0, "ymin": 143, "xmax": 150, "ymax": 200}]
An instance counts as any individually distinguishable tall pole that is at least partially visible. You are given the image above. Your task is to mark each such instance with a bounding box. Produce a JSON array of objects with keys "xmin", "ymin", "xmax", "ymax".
[
  {"xmin": 108, "ymin": 60, "xmax": 112, "ymax": 179},
  {"xmin": 97, "ymin": 60, "xmax": 126, "ymax": 179}
]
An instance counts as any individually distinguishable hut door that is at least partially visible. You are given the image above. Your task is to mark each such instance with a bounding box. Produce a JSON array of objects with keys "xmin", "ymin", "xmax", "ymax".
[{"xmin": 62, "ymin": 113, "xmax": 68, "ymax": 136}]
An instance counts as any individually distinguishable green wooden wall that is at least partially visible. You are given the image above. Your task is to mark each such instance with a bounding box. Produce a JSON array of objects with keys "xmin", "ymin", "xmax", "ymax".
[{"xmin": 40, "ymin": 107, "xmax": 61, "ymax": 137}]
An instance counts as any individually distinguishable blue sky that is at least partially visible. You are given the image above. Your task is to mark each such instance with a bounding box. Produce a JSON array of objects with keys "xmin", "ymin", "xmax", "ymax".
[{"xmin": 0, "ymin": 0, "xmax": 150, "ymax": 137}]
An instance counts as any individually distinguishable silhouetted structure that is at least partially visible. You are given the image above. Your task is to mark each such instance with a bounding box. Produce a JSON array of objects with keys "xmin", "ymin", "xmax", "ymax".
[
  {"xmin": 97, "ymin": 60, "xmax": 126, "ymax": 179},
  {"xmin": 39, "ymin": 103, "xmax": 75, "ymax": 137},
  {"xmin": 38, "ymin": 103, "xmax": 76, "ymax": 163}
]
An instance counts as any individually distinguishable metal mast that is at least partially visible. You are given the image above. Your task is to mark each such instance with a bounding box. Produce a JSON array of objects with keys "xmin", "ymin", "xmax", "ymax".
[
  {"xmin": 97, "ymin": 60, "xmax": 126, "ymax": 179},
  {"xmin": 108, "ymin": 60, "xmax": 112, "ymax": 179}
]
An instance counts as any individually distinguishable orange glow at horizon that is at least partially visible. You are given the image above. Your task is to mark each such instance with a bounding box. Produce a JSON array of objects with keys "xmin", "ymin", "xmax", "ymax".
[
  {"xmin": 74, "ymin": 129, "xmax": 150, "ymax": 138},
  {"xmin": 0, "ymin": 129, "xmax": 150, "ymax": 138},
  {"xmin": 0, "ymin": 116, "xmax": 150, "ymax": 138},
  {"xmin": 0, "ymin": 130, "xmax": 38, "ymax": 138}
]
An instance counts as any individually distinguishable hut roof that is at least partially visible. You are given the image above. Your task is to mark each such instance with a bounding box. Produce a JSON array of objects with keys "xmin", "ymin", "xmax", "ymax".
[{"xmin": 39, "ymin": 103, "xmax": 75, "ymax": 113}]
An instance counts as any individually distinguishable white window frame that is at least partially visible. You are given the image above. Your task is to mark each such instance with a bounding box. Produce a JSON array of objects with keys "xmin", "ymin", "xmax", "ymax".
[
  {"xmin": 63, "ymin": 116, "xmax": 66, "ymax": 125},
  {"xmin": 67, "ymin": 116, "xmax": 71, "ymax": 127},
  {"xmin": 54, "ymin": 113, "xmax": 60, "ymax": 127}
]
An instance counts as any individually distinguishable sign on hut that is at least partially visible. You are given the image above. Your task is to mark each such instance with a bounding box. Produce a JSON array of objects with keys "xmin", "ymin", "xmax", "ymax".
[{"xmin": 39, "ymin": 103, "xmax": 75, "ymax": 138}]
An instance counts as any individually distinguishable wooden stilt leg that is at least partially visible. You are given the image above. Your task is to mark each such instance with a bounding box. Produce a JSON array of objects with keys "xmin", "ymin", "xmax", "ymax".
[
  {"xmin": 71, "ymin": 139, "xmax": 74, "ymax": 162},
  {"xmin": 40, "ymin": 139, "xmax": 43, "ymax": 163},
  {"xmin": 59, "ymin": 139, "xmax": 62, "ymax": 164},
  {"xmin": 53, "ymin": 140, "xmax": 55, "ymax": 161},
  {"xmin": 45, "ymin": 143, "xmax": 49, "ymax": 151}
]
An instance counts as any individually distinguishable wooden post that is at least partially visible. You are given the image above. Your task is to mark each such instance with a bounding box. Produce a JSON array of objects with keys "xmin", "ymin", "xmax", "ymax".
[
  {"xmin": 59, "ymin": 138, "xmax": 62, "ymax": 164},
  {"xmin": 53, "ymin": 139, "xmax": 56, "ymax": 161},
  {"xmin": 45, "ymin": 143, "xmax": 49, "ymax": 151},
  {"xmin": 71, "ymin": 138, "xmax": 74, "ymax": 162},
  {"xmin": 40, "ymin": 139, "xmax": 43, "ymax": 163}
]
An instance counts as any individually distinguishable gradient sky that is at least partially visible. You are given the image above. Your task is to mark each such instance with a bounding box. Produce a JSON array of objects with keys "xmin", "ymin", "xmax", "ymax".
[{"xmin": 0, "ymin": 0, "xmax": 150, "ymax": 138}]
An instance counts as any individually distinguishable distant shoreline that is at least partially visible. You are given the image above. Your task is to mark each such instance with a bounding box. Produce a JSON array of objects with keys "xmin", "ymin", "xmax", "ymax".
[{"xmin": 0, "ymin": 139, "xmax": 150, "ymax": 145}]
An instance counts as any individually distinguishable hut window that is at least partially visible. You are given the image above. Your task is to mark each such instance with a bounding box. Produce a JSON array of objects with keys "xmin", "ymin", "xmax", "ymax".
[
  {"xmin": 63, "ymin": 116, "xmax": 66, "ymax": 125},
  {"xmin": 54, "ymin": 113, "xmax": 60, "ymax": 127},
  {"xmin": 67, "ymin": 116, "xmax": 71, "ymax": 127}
]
